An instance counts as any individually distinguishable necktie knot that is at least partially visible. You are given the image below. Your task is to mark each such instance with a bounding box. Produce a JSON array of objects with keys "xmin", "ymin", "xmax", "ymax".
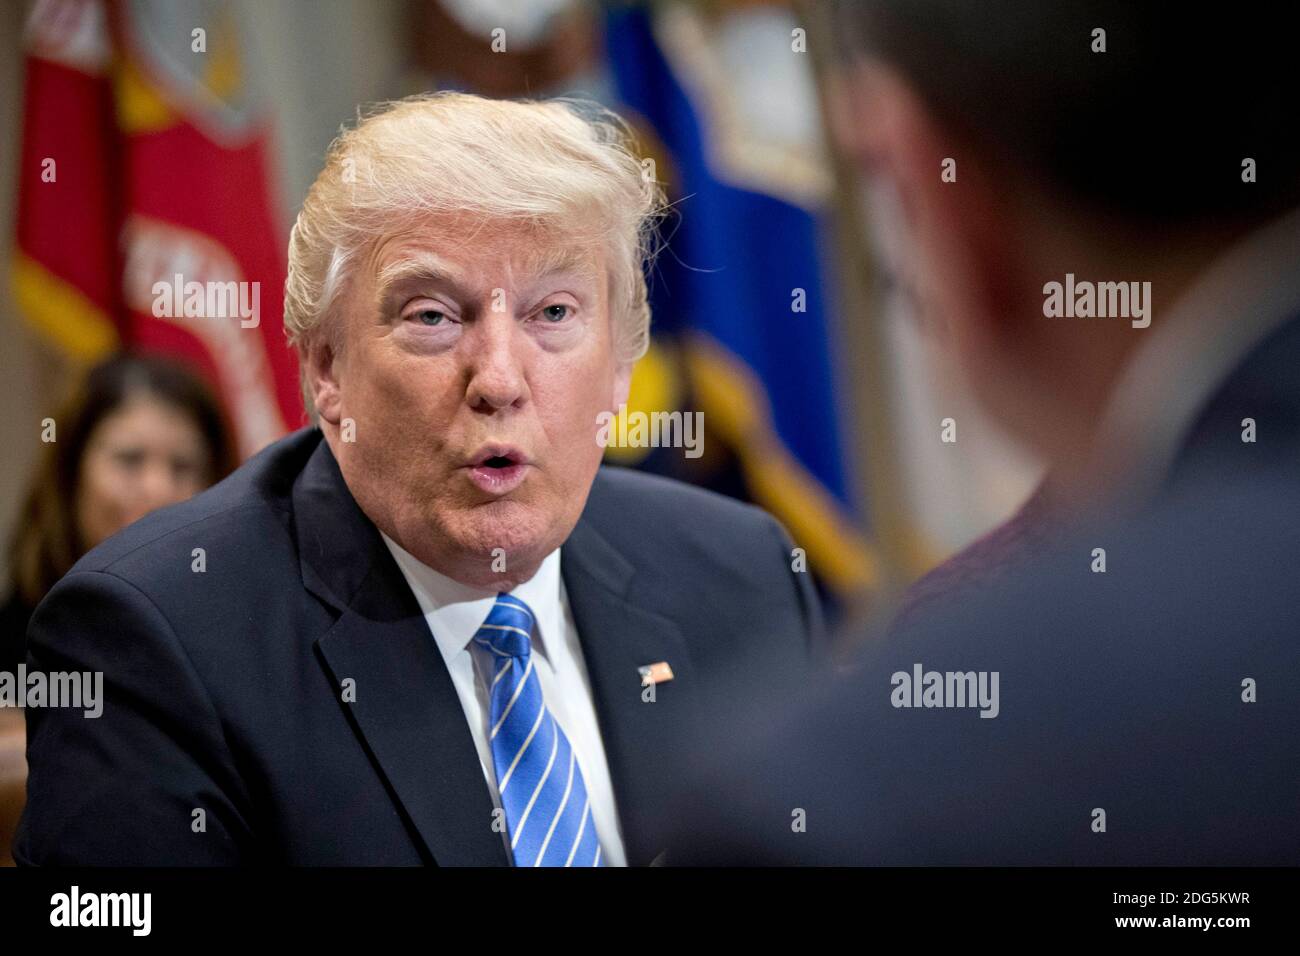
[{"xmin": 474, "ymin": 594, "xmax": 534, "ymax": 659}]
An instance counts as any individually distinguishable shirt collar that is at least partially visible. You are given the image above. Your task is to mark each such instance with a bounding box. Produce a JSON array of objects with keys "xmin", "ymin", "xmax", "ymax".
[
  {"xmin": 378, "ymin": 531, "xmax": 563, "ymax": 668},
  {"xmin": 1062, "ymin": 203, "xmax": 1300, "ymax": 511}
]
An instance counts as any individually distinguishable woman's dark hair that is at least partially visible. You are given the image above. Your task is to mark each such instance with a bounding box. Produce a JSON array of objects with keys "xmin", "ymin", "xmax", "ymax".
[{"xmin": 7, "ymin": 352, "xmax": 237, "ymax": 607}]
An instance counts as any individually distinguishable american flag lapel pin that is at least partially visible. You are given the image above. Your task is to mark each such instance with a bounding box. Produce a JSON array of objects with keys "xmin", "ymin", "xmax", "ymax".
[{"xmin": 638, "ymin": 661, "xmax": 674, "ymax": 686}]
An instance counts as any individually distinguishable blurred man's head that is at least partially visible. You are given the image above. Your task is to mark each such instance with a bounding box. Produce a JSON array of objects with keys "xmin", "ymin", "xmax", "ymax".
[
  {"xmin": 831, "ymin": 1, "xmax": 1300, "ymax": 469},
  {"xmin": 286, "ymin": 93, "xmax": 662, "ymax": 588}
]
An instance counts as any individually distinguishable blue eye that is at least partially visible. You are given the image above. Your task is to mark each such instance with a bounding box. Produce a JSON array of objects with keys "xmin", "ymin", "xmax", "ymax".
[
  {"xmin": 415, "ymin": 309, "xmax": 445, "ymax": 326},
  {"xmin": 542, "ymin": 304, "xmax": 569, "ymax": 322}
]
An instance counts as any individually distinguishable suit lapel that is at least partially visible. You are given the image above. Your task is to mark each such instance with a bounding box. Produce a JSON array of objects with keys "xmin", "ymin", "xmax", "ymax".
[
  {"xmin": 293, "ymin": 435, "xmax": 698, "ymax": 866},
  {"xmin": 561, "ymin": 519, "xmax": 695, "ymax": 866},
  {"xmin": 295, "ymin": 438, "xmax": 508, "ymax": 866}
]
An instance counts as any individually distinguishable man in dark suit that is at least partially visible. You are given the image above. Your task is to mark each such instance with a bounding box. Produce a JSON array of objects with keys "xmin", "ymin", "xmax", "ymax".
[
  {"xmin": 668, "ymin": 1, "xmax": 1300, "ymax": 864},
  {"xmin": 15, "ymin": 92, "xmax": 820, "ymax": 866}
]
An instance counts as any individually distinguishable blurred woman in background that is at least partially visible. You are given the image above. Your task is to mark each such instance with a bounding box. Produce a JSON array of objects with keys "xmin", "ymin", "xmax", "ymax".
[{"xmin": 1, "ymin": 354, "xmax": 235, "ymax": 673}]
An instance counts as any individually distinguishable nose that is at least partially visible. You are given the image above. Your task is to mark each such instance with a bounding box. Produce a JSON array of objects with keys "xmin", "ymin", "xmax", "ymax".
[
  {"xmin": 138, "ymin": 458, "xmax": 186, "ymax": 509},
  {"xmin": 465, "ymin": 314, "xmax": 529, "ymax": 412}
]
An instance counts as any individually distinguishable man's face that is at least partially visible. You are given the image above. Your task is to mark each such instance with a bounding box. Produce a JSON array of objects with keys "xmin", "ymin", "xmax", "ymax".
[
  {"xmin": 312, "ymin": 215, "xmax": 632, "ymax": 588},
  {"xmin": 832, "ymin": 60, "xmax": 1053, "ymax": 456}
]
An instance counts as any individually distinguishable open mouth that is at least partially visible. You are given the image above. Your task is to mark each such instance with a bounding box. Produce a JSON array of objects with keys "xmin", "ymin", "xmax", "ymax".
[{"xmin": 465, "ymin": 446, "xmax": 531, "ymax": 495}]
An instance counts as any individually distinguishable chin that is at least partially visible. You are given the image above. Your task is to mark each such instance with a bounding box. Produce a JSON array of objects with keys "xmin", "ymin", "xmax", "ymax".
[{"xmin": 440, "ymin": 501, "xmax": 563, "ymax": 576}]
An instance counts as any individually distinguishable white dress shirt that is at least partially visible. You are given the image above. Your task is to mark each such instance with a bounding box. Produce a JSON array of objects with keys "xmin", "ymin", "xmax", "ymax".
[{"xmin": 379, "ymin": 532, "xmax": 628, "ymax": 867}]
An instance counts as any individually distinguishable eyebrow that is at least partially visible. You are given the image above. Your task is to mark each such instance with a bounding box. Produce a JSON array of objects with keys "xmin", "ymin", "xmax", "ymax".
[
  {"xmin": 374, "ymin": 251, "xmax": 469, "ymax": 303},
  {"xmin": 373, "ymin": 245, "xmax": 601, "ymax": 310}
]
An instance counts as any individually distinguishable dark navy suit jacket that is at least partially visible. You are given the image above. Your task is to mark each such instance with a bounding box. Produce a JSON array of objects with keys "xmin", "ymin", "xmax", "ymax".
[
  {"xmin": 668, "ymin": 312, "xmax": 1300, "ymax": 865},
  {"xmin": 15, "ymin": 428, "xmax": 821, "ymax": 865}
]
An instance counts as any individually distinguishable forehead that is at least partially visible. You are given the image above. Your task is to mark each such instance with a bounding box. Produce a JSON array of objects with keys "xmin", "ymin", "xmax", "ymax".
[
  {"xmin": 367, "ymin": 215, "xmax": 605, "ymax": 290},
  {"xmin": 92, "ymin": 396, "xmax": 204, "ymax": 445}
]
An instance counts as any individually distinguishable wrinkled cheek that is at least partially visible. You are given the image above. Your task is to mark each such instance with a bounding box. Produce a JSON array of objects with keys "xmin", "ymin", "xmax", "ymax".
[
  {"xmin": 554, "ymin": 411, "xmax": 607, "ymax": 482},
  {"xmin": 351, "ymin": 370, "xmax": 433, "ymax": 461},
  {"xmin": 353, "ymin": 367, "xmax": 409, "ymax": 432},
  {"xmin": 391, "ymin": 446, "xmax": 455, "ymax": 518}
]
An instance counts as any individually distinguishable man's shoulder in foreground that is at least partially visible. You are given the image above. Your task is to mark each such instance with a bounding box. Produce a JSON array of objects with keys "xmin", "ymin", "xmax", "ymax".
[{"xmin": 667, "ymin": 469, "xmax": 1300, "ymax": 865}]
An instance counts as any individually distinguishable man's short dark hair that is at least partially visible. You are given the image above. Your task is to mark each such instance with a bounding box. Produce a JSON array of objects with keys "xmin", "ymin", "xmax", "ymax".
[{"xmin": 833, "ymin": 1, "xmax": 1300, "ymax": 229}]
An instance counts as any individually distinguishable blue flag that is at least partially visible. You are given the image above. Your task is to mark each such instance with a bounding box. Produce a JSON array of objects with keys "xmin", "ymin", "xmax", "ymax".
[{"xmin": 603, "ymin": 4, "xmax": 877, "ymax": 604}]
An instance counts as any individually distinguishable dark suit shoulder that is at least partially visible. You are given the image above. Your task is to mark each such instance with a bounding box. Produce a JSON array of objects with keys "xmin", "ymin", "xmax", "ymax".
[
  {"xmin": 695, "ymin": 471, "xmax": 1300, "ymax": 865},
  {"xmin": 65, "ymin": 428, "xmax": 320, "ymax": 581},
  {"xmin": 580, "ymin": 465, "xmax": 821, "ymax": 658},
  {"xmin": 583, "ymin": 465, "xmax": 802, "ymax": 595},
  {"xmin": 41, "ymin": 429, "xmax": 324, "ymax": 661},
  {"xmin": 586, "ymin": 464, "xmax": 783, "ymax": 545}
]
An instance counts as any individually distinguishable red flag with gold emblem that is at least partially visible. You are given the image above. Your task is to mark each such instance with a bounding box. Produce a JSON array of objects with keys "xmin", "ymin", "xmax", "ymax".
[{"xmin": 14, "ymin": 0, "xmax": 300, "ymax": 457}]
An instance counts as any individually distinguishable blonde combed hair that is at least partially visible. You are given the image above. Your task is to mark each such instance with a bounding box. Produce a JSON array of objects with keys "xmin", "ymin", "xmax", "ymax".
[{"xmin": 284, "ymin": 91, "xmax": 665, "ymax": 415}]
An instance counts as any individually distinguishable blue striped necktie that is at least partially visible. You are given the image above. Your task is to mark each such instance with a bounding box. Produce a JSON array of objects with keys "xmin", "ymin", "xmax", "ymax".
[{"xmin": 474, "ymin": 593, "xmax": 603, "ymax": 866}]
